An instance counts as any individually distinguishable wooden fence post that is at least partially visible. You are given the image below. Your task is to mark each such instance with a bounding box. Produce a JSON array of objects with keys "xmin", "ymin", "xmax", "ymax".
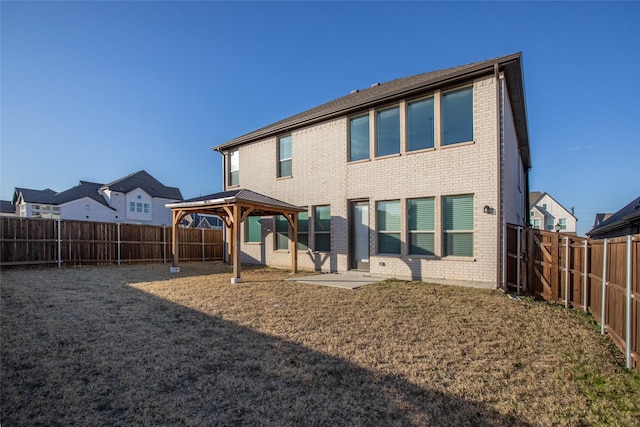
[
  {"xmin": 162, "ymin": 226, "xmax": 166, "ymax": 264},
  {"xmin": 626, "ymin": 235, "xmax": 632, "ymax": 369},
  {"xmin": 57, "ymin": 219, "xmax": 62, "ymax": 268},
  {"xmin": 601, "ymin": 238, "xmax": 608, "ymax": 335},
  {"xmin": 564, "ymin": 236, "xmax": 570, "ymax": 308},
  {"xmin": 117, "ymin": 223, "xmax": 121, "ymax": 266},
  {"xmin": 583, "ymin": 239, "xmax": 589, "ymax": 312},
  {"xmin": 201, "ymin": 227, "xmax": 205, "ymax": 262}
]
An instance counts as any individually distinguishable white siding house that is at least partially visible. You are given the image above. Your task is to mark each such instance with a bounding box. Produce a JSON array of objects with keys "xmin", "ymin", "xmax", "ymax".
[
  {"xmin": 212, "ymin": 53, "xmax": 531, "ymax": 289},
  {"xmin": 12, "ymin": 171, "xmax": 182, "ymax": 226},
  {"xmin": 529, "ymin": 192, "xmax": 577, "ymax": 234}
]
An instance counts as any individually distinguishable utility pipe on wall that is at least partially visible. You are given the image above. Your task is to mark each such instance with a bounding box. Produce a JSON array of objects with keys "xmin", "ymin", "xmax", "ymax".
[{"xmin": 516, "ymin": 226, "xmax": 521, "ymax": 295}]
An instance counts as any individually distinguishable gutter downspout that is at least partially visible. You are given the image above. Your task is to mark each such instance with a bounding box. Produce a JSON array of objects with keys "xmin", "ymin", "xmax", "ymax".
[{"xmin": 495, "ymin": 63, "xmax": 504, "ymax": 290}]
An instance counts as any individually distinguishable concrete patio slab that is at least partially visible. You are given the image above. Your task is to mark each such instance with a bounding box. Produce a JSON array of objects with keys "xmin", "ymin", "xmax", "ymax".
[{"xmin": 287, "ymin": 272, "xmax": 384, "ymax": 290}]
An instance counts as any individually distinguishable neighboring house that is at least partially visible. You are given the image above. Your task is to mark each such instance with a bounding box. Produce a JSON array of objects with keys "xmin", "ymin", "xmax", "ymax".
[
  {"xmin": 587, "ymin": 195, "xmax": 640, "ymax": 239},
  {"xmin": 212, "ymin": 53, "xmax": 531, "ymax": 288},
  {"xmin": 529, "ymin": 191, "xmax": 577, "ymax": 234},
  {"xmin": 0, "ymin": 200, "xmax": 17, "ymax": 217},
  {"xmin": 12, "ymin": 170, "xmax": 182, "ymax": 226}
]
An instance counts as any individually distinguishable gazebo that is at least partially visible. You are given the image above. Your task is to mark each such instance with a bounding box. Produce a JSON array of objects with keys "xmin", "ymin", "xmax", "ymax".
[{"xmin": 166, "ymin": 189, "xmax": 306, "ymax": 283}]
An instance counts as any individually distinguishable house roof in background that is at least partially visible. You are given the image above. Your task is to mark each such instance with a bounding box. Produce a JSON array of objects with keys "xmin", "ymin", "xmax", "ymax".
[
  {"xmin": 12, "ymin": 188, "xmax": 58, "ymax": 205},
  {"xmin": 102, "ymin": 170, "xmax": 183, "ymax": 200},
  {"xmin": 214, "ymin": 52, "xmax": 530, "ymax": 169},
  {"xmin": 0, "ymin": 200, "xmax": 15, "ymax": 213},
  {"xmin": 593, "ymin": 213, "xmax": 614, "ymax": 228},
  {"xmin": 529, "ymin": 191, "xmax": 544, "ymax": 207},
  {"xmin": 55, "ymin": 181, "xmax": 112, "ymax": 208},
  {"xmin": 587, "ymin": 195, "xmax": 640, "ymax": 237}
]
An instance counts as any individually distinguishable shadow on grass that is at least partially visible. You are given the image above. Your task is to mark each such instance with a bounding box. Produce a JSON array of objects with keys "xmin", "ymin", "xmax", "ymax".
[{"xmin": 1, "ymin": 266, "xmax": 529, "ymax": 426}]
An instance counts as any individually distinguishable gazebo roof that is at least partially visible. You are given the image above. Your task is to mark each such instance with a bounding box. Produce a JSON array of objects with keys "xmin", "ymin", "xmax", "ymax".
[{"xmin": 166, "ymin": 189, "xmax": 306, "ymax": 216}]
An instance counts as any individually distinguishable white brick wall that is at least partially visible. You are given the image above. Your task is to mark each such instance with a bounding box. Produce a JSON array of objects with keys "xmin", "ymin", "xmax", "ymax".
[{"xmin": 229, "ymin": 74, "xmax": 527, "ymax": 288}]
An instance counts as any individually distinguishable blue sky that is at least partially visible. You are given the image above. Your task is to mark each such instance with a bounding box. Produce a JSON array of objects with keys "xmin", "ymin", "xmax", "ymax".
[{"xmin": 1, "ymin": 1, "xmax": 638, "ymax": 236}]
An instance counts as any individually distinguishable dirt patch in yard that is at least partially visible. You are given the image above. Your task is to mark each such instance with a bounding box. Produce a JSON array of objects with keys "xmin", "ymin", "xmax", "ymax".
[{"xmin": 2, "ymin": 263, "xmax": 639, "ymax": 426}]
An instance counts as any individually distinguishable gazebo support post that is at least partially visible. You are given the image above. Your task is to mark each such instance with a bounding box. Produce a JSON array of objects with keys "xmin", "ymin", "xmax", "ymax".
[{"xmin": 170, "ymin": 210, "xmax": 181, "ymax": 272}]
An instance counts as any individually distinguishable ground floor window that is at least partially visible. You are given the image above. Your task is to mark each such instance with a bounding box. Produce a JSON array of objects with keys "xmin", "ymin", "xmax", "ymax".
[
  {"xmin": 275, "ymin": 215, "xmax": 289, "ymax": 250},
  {"xmin": 376, "ymin": 200, "xmax": 401, "ymax": 254},
  {"xmin": 408, "ymin": 198, "xmax": 435, "ymax": 255},
  {"xmin": 297, "ymin": 210, "xmax": 309, "ymax": 251},
  {"xmin": 245, "ymin": 216, "xmax": 261, "ymax": 243},
  {"xmin": 443, "ymin": 195, "xmax": 474, "ymax": 257},
  {"xmin": 313, "ymin": 205, "xmax": 331, "ymax": 252}
]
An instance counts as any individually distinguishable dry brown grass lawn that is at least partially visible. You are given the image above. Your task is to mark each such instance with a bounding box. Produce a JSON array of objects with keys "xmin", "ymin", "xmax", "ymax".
[{"xmin": 1, "ymin": 263, "xmax": 639, "ymax": 426}]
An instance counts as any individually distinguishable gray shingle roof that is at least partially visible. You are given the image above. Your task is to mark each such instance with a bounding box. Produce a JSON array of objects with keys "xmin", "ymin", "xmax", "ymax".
[
  {"xmin": 587, "ymin": 195, "xmax": 640, "ymax": 237},
  {"xmin": 13, "ymin": 188, "xmax": 58, "ymax": 205},
  {"xmin": 55, "ymin": 181, "xmax": 112, "ymax": 208},
  {"xmin": 102, "ymin": 170, "xmax": 183, "ymax": 200},
  {"xmin": 213, "ymin": 52, "xmax": 530, "ymax": 169},
  {"xmin": 0, "ymin": 200, "xmax": 15, "ymax": 214}
]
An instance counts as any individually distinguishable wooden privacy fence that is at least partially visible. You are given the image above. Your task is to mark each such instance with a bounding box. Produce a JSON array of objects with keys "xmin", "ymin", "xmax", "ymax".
[
  {"xmin": 506, "ymin": 224, "xmax": 639, "ymax": 371},
  {"xmin": 1, "ymin": 217, "xmax": 224, "ymax": 267}
]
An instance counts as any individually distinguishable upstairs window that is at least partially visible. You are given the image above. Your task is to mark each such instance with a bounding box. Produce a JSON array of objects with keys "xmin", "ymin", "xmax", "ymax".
[
  {"xmin": 377, "ymin": 200, "xmax": 401, "ymax": 254},
  {"xmin": 313, "ymin": 205, "xmax": 331, "ymax": 252},
  {"xmin": 442, "ymin": 87, "xmax": 473, "ymax": 146},
  {"xmin": 408, "ymin": 198, "xmax": 435, "ymax": 256},
  {"xmin": 532, "ymin": 218, "xmax": 541, "ymax": 229},
  {"xmin": 349, "ymin": 115, "xmax": 369, "ymax": 162},
  {"xmin": 559, "ymin": 218, "xmax": 567, "ymax": 230},
  {"xmin": 278, "ymin": 136, "xmax": 292, "ymax": 178},
  {"xmin": 407, "ymin": 97, "xmax": 435, "ymax": 151},
  {"xmin": 376, "ymin": 106, "xmax": 400, "ymax": 157},
  {"xmin": 129, "ymin": 202, "xmax": 135, "ymax": 212},
  {"xmin": 443, "ymin": 195, "xmax": 474, "ymax": 257},
  {"xmin": 228, "ymin": 149, "xmax": 239, "ymax": 187}
]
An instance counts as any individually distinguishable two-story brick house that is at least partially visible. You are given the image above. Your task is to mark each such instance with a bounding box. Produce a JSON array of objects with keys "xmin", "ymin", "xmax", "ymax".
[{"xmin": 213, "ymin": 53, "xmax": 531, "ymax": 288}]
